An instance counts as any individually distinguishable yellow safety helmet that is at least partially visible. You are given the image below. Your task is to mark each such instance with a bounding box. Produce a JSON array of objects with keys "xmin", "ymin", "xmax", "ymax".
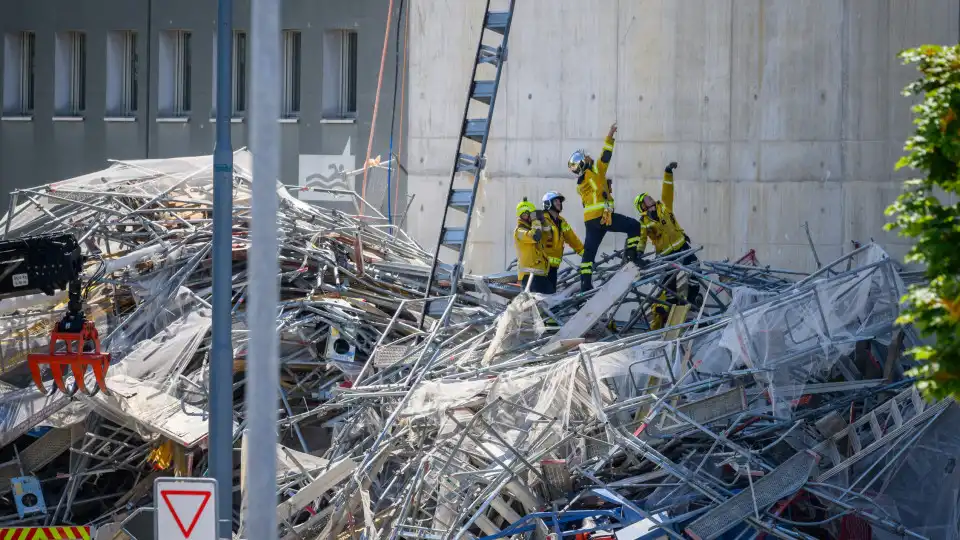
[
  {"xmin": 516, "ymin": 197, "xmax": 537, "ymax": 217},
  {"xmin": 634, "ymin": 192, "xmax": 651, "ymax": 213}
]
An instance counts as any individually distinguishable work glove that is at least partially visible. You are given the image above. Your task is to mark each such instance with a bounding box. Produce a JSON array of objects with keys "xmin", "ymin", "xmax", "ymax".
[
  {"xmin": 534, "ymin": 211, "xmax": 547, "ymax": 241},
  {"xmin": 531, "ymin": 222, "xmax": 543, "ymax": 242},
  {"xmin": 600, "ymin": 202, "xmax": 614, "ymax": 226},
  {"xmin": 665, "ymin": 162, "xmax": 678, "ymax": 173}
]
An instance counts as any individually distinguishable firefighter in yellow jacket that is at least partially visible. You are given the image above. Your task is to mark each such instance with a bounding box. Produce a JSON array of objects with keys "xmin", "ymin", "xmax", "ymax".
[
  {"xmin": 513, "ymin": 198, "xmax": 552, "ymax": 294},
  {"xmin": 540, "ymin": 191, "xmax": 584, "ymax": 294},
  {"xmin": 568, "ymin": 122, "xmax": 644, "ymax": 292},
  {"xmin": 633, "ymin": 161, "xmax": 701, "ymax": 304}
]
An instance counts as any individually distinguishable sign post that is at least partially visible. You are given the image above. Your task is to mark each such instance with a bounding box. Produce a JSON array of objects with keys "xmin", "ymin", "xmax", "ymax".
[
  {"xmin": 154, "ymin": 477, "xmax": 217, "ymax": 540},
  {"xmin": 211, "ymin": 0, "xmax": 235, "ymax": 535}
]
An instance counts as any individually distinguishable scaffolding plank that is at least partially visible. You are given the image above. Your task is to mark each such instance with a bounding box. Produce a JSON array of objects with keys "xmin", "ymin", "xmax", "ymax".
[
  {"xmin": 685, "ymin": 451, "xmax": 820, "ymax": 540},
  {"xmin": 538, "ymin": 263, "xmax": 641, "ymax": 354}
]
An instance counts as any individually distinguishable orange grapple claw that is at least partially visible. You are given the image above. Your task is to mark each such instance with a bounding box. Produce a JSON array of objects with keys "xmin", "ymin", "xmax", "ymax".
[{"xmin": 27, "ymin": 321, "xmax": 111, "ymax": 397}]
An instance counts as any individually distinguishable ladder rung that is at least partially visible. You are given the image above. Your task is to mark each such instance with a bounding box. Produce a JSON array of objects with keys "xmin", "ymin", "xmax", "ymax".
[
  {"xmin": 484, "ymin": 11, "xmax": 510, "ymax": 34},
  {"xmin": 456, "ymin": 153, "xmax": 485, "ymax": 173},
  {"xmin": 868, "ymin": 414, "xmax": 883, "ymax": 441},
  {"xmin": 440, "ymin": 227, "xmax": 465, "ymax": 249},
  {"xmin": 849, "ymin": 430, "xmax": 862, "ymax": 453},
  {"xmin": 426, "ymin": 298, "xmax": 450, "ymax": 317},
  {"xmin": 890, "ymin": 400, "xmax": 903, "ymax": 428},
  {"xmin": 433, "ymin": 261, "xmax": 456, "ymax": 279},
  {"xmin": 824, "ymin": 440, "xmax": 842, "ymax": 467},
  {"xmin": 478, "ymin": 44, "xmax": 503, "ymax": 67},
  {"xmin": 449, "ymin": 190, "xmax": 473, "ymax": 212},
  {"xmin": 471, "ymin": 80, "xmax": 496, "ymax": 104},
  {"xmin": 463, "ymin": 119, "xmax": 489, "ymax": 142},
  {"xmin": 910, "ymin": 386, "xmax": 924, "ymax": 413}
]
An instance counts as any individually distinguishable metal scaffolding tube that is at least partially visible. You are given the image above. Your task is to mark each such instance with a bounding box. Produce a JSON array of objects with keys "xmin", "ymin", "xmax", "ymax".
[{"xmin": 244, "ymin": 0, "xmax": 281, "ymax": 537}]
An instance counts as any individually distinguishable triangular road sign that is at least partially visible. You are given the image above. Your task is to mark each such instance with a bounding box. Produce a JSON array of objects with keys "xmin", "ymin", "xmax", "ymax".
[{"xmin": 160, "ymin": 489, "xmax": 212, "ymax": 538}]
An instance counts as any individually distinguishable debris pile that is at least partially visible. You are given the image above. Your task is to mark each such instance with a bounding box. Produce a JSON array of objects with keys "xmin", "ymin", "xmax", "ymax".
[
  {"xmin": 0, "ymin": 153, "xmax": 952, "ymax": 540},
  {"xmin": 315, "ymin": 247, "xmax": 954, "ymax": 540}
]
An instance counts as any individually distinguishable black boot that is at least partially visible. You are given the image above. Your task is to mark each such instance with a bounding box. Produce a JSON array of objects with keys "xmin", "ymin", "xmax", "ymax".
[
  {"xmin": 688, "ymin": 283, "xmax": 703, "ymax": 307},
  {"xmin": 625, "ymin": 246, "xmax": 638, "ymax": 264},
  {"xmin": 580, "ymin": 273, "xmax": 593, "ymax": 293}
]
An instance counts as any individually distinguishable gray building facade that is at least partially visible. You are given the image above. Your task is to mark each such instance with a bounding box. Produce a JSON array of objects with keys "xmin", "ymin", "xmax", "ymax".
[{"xmin": 0, "ymin": 0, "xmax": 409, "ymax": 218}]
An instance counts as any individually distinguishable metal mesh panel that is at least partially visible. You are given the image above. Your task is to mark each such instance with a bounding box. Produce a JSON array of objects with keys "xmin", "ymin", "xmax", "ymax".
[{"xmin": 685, "ymin": 451, "xmax": 820, "ymax": 540}]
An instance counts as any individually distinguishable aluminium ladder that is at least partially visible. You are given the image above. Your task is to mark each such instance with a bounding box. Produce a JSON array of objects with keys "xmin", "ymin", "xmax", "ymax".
[{"xmin": 420, "ymin": 0, "xmax": 517, "ymax": 323}]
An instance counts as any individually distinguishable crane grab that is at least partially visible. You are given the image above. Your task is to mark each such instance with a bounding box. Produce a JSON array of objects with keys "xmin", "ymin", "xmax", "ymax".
[{"xmin": 0, "ymin": 233, "xmax": 111, "ymax": 396}]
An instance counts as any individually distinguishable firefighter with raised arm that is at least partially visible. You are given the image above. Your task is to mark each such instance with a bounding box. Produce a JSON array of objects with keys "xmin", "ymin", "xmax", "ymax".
[
  {"xmin": 568, "ymin": 122, "xmax": 644, "ymax": 292},
  {"xmin": 513, "ymin": 197, "xmax": 552, "ymax": 294},
  {"xmin": 540, "ymin": 191, "xmax": 584, "ymax": 294},
  {"xmin": 633, "ymin": 161, "xmax": 701, "ymax": 305}
]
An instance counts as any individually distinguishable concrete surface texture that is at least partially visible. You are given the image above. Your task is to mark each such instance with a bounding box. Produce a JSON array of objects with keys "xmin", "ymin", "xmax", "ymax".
[{"xmin": 405, "ymin": 0, "xmax": 960, "ymax": 276}]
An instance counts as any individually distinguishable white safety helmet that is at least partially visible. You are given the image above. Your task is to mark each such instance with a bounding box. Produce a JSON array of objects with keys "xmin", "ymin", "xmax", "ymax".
[{"xmin": 542, "ymin": 191, "xmax": 565, "ymax": 211}]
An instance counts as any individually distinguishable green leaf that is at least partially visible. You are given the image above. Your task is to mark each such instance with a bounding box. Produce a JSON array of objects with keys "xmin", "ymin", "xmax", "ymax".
[{"xmin": 891, "ymin": 45, "xmax": 960, "ymax": 400}]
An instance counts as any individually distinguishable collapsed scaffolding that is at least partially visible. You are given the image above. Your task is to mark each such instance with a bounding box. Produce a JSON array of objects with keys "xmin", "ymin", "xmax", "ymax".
[{"xmin": 0, "ymin": 153, "xmax": 953, "ymax": 540}]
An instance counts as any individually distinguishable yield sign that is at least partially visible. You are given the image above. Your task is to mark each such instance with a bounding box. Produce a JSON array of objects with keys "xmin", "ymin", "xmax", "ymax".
[
  {"xmin": 154, "ymin": 477, "xmax": 218, "ymax": 539},
  {"xmin": 161, "ymin": 490, "xmax": 211, "ymax": 536}
]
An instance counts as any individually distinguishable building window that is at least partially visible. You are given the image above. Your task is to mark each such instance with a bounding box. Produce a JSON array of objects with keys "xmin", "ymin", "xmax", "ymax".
[
  {"xmin": 55, "ymin": 31, "xmax": 86, "ymax": 116},
  {"xmin": 2, "ymin": 32, "xmax": 35, "ymax": 116},
  {"xmin": 106, "ymin": 31, "xmax": 138, "ymax": 116},
  {"xmin": 211, "ymin": 32, "xmax": 217, "ymax": 116},
  {"xmin": 233, "ymin": 31, "xmax": 247, "ymax": 114},
  {"xmin": 212, "ymin": 31, "xmax": 246, "ymax": 117},
  {"xmin": 322, "ymin": 29, "xmax": 357, "ymax": 119},
  {"xmin": 282, "ymin": 31, "xmax": 301, "ymax": 117},
  {"xmin": 158, "ymin": 30, "xmax": 192, "ymax": 117}
]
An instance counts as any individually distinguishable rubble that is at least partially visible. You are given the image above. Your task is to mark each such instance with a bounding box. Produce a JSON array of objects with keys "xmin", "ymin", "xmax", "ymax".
[{"xmin": 0, "ymin": 153, "xmax": 953, "ymax": 540}]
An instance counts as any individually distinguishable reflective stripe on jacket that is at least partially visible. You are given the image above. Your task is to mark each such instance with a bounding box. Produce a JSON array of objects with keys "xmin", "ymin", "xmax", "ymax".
[
  {"xmin": 514, "ymin": 218, "xmax": 549, "ymax": 279},
  {"xmin": 576, "ymin": 136, "xmax": 615, "ymax": 221},
  {"xmin": 638, "ymin": 169, "xmax": 687, "ymax": 255},
  {"xmin": 542, "ymin": 213, "xmax": 584, "ymax": 267}
]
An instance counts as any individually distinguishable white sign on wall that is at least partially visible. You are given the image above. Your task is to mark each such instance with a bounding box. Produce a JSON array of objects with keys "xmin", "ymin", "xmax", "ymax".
[{"xmin": 298, "ymin": 137, "xmax": 357, "ymax": 202}]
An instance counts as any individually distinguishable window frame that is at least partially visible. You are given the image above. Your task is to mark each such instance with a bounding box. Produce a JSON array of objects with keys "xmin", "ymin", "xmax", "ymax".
[
  {"xmin": 232, "ymin": 31, "xmax": 247, "ymax": 115},
  {"xmin": 158, "ymin": 30, "xmax": 192, "ymax": 118},
  {"xmin": 211, "ymin": 31, "xmax": 217, "ymax": 117},
  {"xmin": 282, "ymin": 30, "xmax": 301, "ymax": 118},
  {"xmin": 322, "ymin": 29, "xmax": 358, "ymax": 120},
  {"xmin": 2, "ymin": 31, "xmax": 36, "ymax": 117},
  {"xmin": 339, "ymin": 30, "xmax": 358, "ymax": 118},
  {"xmin": 55, "ymin": 31, "xmax": 87, "ymax": 117},
  {"xmin": 106, "ymin": 30, "xmax": 138, "ymax": 117}
]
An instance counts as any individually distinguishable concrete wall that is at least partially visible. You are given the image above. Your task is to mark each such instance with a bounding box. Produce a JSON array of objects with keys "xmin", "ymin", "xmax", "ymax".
[
  {"xmin": 406, "ymin": 0, "xmax": 960, "ymax": 275},
  {"xmin": 0, "ymin": 0, "xmax": 408, "ymax": 217}
]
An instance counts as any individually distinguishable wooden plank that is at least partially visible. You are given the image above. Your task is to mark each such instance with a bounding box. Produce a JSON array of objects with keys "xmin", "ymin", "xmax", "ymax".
[
  {"xmin": 663, "ymin": 305, "xmax": 691, "ymax": 340},
  {"xmin": 883, "ymin": 330, "xmax": 904, "ymax": 382},
  {"xmin": 275, "ymin": 457, "xmax": 357, "ymax": 523},
  {"xmin": 538, "ymin": 263, "xmax": 641, "ymax": 355}
]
